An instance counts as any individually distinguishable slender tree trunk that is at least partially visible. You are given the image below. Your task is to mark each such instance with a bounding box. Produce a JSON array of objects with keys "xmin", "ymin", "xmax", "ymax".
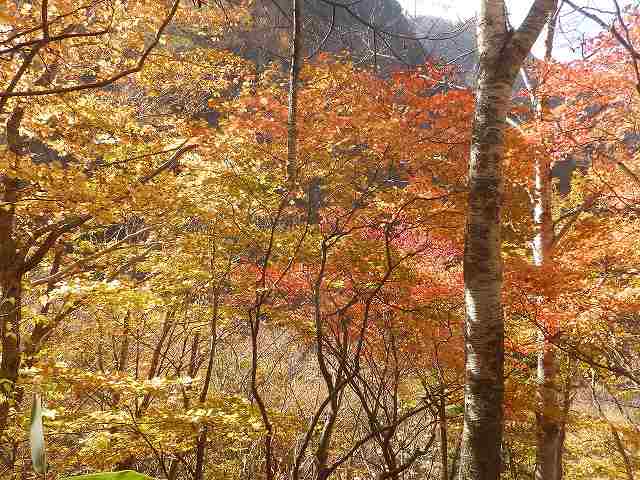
[
  {"xmin": 194, "ymin": 291, "xmax": 219, "ymax": 480},
  {"xmin": 315, "ymin": 393, "xmax": 341, "ymax": 480},
  {"xmin": 97, "ymin": 337, "xmax": 105, "ymax": 373},
  {"xmin": 532, "ymin": 164, "xmax": 564, "ymax": 480},
  {"xmin": 111, "ymin": 311, "xmax": 131, "ymax": 408},
  {"xmin": 138, "ymin": 309, "xmax": 175, "ymax": 415},
  {"xmin": 459, "ymin": 2, "xmax": 557, "ymax": 479},
  {"xmin": 381, "ymin": 432, "xmax": 400, "ymax": 480},
  {"xmin": 194, "ymin": 427, "xmax": 207, "ymax": 480},
  {"xmin": 199, "ymin": 291, "xmax": 218, "ymax": 404},
  {"xmin": 313, "ymin": 246, "xmax": 343, "ymax": 480},
  {"xmin": 286, "ymin": 0, "xmax": 303, "ymax": 184},
  {"xmin": 188, "ymin": 330, "xmax": 200, "ymax": 379},
  {"xmin": 591, "ymin": 384, "xmax": 635, "ymax": 480},
  {"xmin": 118, "ymin": 310, "xmax": 132, "ymax": 372},
  {"xmin": 147, "ymin": 311, "xmax": 174, "ymax": 380},
  {"xmin": 534, "ymin": 345, "xmax": 562, "ymax": 480},
  {"xmin": 167, "ymin": 459, "xmax": 180, "ymax": 480},
  {"xmin": 611, "ymin": 426, "xmax": 635, "ymax": 480},
  {"xmin": 23, "ymin": 248, "xmax": 64, "ymax": 369},
  {"xmin": 113, "ymin": 311, "xmax": 137, "ymax": 471},
  {"xmin": 249, "ymin": 308, "xmax": 274, "ymax": 480},
  {"xmin": 530, "ymin": 13, "xmax": 566, "ymax": 480},
  {"xmin": 439, "ymin": 389, "xmax": 448, "ymax": 480}
]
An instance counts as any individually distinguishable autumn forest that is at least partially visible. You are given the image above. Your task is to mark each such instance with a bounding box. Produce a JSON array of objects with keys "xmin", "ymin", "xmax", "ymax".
[{"xmin": 1, "ymin": 0, "xmax": 640, "ymax": 479}]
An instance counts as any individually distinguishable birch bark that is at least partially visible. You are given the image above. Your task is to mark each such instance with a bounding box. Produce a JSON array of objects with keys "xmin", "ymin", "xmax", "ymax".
[
  {"xmin": 459, "ymin": 2, "xmax": 557, "ymax": 478},
  {"xmin": 531, "ymin": 14, "xmax": 567, "ymax": 480}
]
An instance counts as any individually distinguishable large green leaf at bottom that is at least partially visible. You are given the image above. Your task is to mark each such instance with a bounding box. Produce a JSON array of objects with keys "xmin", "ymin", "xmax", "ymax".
[{"xmin": 61, "ymin": 471, "xmax": 155, "ymax": 480}]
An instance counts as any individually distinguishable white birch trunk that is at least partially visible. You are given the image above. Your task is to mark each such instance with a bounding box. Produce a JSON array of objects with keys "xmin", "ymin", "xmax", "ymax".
[
  {"xmin": 459, "ymin": 2, "xmax": 557, "ymax": 479},
  {"xmin": 533, "ymin": 153, "xmax": 563, "ymax": 480},
  {"xmin": 532, "ymin": 14, "xmax": 566, "ymax": 480}
]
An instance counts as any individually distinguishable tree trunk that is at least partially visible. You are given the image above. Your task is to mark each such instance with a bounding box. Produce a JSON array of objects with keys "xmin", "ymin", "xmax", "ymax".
[
  {"xmin": 459, "ymin": 2, "xmax": 557, "ymax": 479},
  {"xmin": 167, "ymin": 459, "xmax": 180, "ymax": 480},
  {"xmin": 611, "ymin": 426, "xmax": 635, "ymax": 480},
  {"xmin": 249, "ymin": 308, "xmax": 274, "ymax": 480},
  {"xmin": 460, "ymin": 56, "xmax": 509, "ymax": 480},
  {"xmin": 118, "ymin": 310, "xmax": 132, "ymax": 372},
  {"xmin": 188, "ymin": 329, "xmax": 200, "ymax": 379},
  {"xmin": 138, "ymin": 309, "xmax": 175, "ymax": 415},
  {"xmin": 530, "ymin": 13, "xmax": 566, "ymax": 480},
  {"xmin": 0, "ymin": 267, "xmax": 22, "ymax": 436},
  {"xmin": 286, "ymin": 0, "xmax": 303, "ymax": 184},
  {"xmin": 110, "ymin": 311, "xmax": 131, "ymax": 409},
  {"xmin": 534, "ymin": 346, "xmax": 562, "ymax": 480},
  {"xmin": 0, "ymin": 109, "xmax": 24, "ymax": 438},
  {"xmin": 194, "ymin": 426, "xmax": 207, "ymax": 480},
  {"xmin": 315, "ymin": 399, "xmax": 340, "ymax": 480},
  {"xmin": 194, "ymin": 291, "xmax": 219, "ymax": 480},
  {"xmin": 591, "ymin": 384, "xmax": 635, "ymax": 480},
  {"xmin": 439, "ymin": 389, "xmax": 448, "ymax": 480}
]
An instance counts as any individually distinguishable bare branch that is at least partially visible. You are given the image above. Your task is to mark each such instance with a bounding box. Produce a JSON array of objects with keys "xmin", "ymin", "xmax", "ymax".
[{"xmin": 0, "ymin": 0, "xmax": 181, "ymax": 99}]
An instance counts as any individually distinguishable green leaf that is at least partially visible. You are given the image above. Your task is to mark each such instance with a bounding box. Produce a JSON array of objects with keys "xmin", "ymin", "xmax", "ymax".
[
  {"xmin": 445, "ymin": 403, "xmax": 464, "ymax": 416},
  {"xmin": 30, "ymin": 392, "xmax": 47, "ymax": 475},
  {"xmin": 61, "ymin": 471, "xmax": 156, "ymax": 480}
]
